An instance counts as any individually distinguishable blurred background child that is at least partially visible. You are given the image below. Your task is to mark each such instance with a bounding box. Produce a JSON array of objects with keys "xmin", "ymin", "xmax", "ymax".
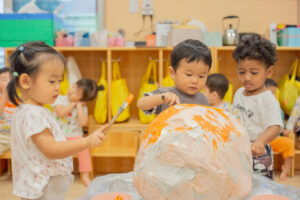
[
  {"xmin": 284, "ymin": 96, "xmax": 300, "ymax": 150},
  {"xmin": 203, "ymin": 73, "xmax": 232, "ymax": 112},
  {"xmin": 0, "ymin": 67, "xmax": 16, "ymax": 156},
  {"xmin": 265, "ymin": 78, "xmax": 294, "ymax": 181},
  {"xmin": 52, "ymin": 78, "xmax": 101, "ymax": 186}
]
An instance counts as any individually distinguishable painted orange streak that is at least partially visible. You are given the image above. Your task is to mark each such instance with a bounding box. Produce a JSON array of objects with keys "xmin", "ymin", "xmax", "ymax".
[
  {"xmin": 143, "ymin": 106, "xmax": 180, "ymax": 147},
  {"xmin": 143, "ymin": 104, "xmax": 241, "ymax": 154}
]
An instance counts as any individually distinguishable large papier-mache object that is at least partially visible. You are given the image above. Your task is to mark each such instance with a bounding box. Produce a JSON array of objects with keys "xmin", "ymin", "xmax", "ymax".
[{"xmin": 133, "ymin": 104, "xmax": 253, "ymax": 200}]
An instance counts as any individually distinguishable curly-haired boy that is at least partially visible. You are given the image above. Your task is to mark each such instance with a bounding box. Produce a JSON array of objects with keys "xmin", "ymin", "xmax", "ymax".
[{"xmin": 232, "ymin": 34, "xmax": 283, "ymax": 180}]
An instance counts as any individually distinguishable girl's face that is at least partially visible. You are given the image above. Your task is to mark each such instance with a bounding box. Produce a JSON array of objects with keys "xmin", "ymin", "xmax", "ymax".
[
  {"xmin": 237, "ymin": 59, "xmax": 273, "ymax": 96},
  {"xmin": 21, "ymin": 59, "xmax": 64, "ymax": 106},
  {"xmin": 0, "ymin": 72, "xmax": 10, "ymax": 93},
  {"xmin": 169, "ymin": 59, "xmax": 209, "ymax": 96},
  {"xmin": 67, "ymin": 84, "xmax": 83, "ymax": 102}
]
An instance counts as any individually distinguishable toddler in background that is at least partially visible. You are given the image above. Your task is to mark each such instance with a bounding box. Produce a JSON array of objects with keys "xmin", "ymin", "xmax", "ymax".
[
  {"xmin": 203, "ymin": 73, "xmax": 232, "ymax": 112},
  {"xmin": 0, "ymin": 67, "xmax": 16, "ymax": 155},
  {"xmin": 232, "ymin": 34, "xmax": 283, "ymax": 180},
  {"xmin": 52, "ymin": 78, "xmax": 101, "ymax": 186},
  {"xmin": 138, "ymin": 39, "xmax": 210, "ymax": 115},
  {"xmin": 265, "ymin": 78, "xmax": 294, "ymax": 181},
  {"xmin": 284, "ymin": 96, "xmax": 300, "ymax": 149},
  {"xmin": 7, "ymin": 41, "xmax": 108, "ymax": 199}
]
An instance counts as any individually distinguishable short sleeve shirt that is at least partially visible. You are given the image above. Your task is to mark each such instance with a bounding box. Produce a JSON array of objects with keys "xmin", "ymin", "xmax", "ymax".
[
  {"xmin": 52, "ymin": 95, "xmax": 88, "ymax": 137},
  {"xmin": 11, "ymin": 104, "xmax": 73, "ymax": 199},
  {"xmin": 143, "ymin": 87, "xmax": 209, "ymax": 115},
  {"xmin": 232, "ymin": 88, "xmax": 283, "ymax": 141}
]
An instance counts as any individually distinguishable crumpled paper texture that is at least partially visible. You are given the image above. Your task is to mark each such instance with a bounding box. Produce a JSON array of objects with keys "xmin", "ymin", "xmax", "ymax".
[{"xmin": 133, "ymin": 104, "xmax": 253, "ymax": 200}]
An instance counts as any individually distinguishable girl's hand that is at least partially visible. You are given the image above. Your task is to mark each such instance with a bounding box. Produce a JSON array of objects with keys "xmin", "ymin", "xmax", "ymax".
[
  {"xmin": 161, "ymin": 92, "xmax": 180, "ymax": 106},
  {"xmin": 85, "ymin": 124, "xmax": 109, "ymax": 149},
  {"xmin": 283, "ymin": 129, "xmax": 293, "ymax": 136},
  {"xmin": 251, "ymin": 141, "xmax": 265, "ymax": 156}
]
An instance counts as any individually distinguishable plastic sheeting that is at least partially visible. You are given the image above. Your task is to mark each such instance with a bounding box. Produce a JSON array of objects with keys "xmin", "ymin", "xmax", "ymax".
[{"xmin": 79, "ymin": 172, "xmax": 300, "ymax": 200}]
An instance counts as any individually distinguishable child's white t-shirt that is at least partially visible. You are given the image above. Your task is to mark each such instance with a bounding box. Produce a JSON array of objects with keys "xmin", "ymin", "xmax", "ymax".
[
  {"xmin": 52, "ymin": 95, "xmax": 88, "ymax": 137},
  {"xmin": 232, "ymin": 87, "xmax": 283, "ymax": 142},
  {"xmin": 11, "ymin": 104, "xmax": 73, "ymax": 199}
]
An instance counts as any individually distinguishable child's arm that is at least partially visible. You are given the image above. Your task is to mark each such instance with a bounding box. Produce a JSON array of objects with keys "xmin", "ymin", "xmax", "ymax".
[
  {"xmin": 137, "ymin": 92, "xmax": 180, "ymax": 110},
  {"xmin": 31, "ymin": 124, "xmax": 109, "ymax": 159},
  {"xmin": 76, "ymin": 102, "xmax": 88, "ymax": 127},
  {"xmin": 252, "ymin": 125, "xmax": 280, "ymax": 156},
  {"xmin": 54, "ymin": 102, "xmax": 76, "ymax": 118}
]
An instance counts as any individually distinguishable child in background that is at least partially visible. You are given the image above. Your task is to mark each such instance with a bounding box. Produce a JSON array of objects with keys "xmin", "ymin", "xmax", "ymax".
[
  {"xmin": 137, "ymin": 39, "xmax": 210, "ymax": 115},
  {"xmin": 232, "ymin": 34, "xmax": 283, "ymax": 180},
  {"xmin": 52, "ymin": 78, "xmax": 100, "ymax": 186},
  {"xmin": 7, "ymin": 41, "xmax": 108, "ymax": 199},
  {"xmin": 284, "ymin": 96, "xmax": 300, "ymax": 149},
  {"xmin": 0, "ymin": 67, "xmax": 16, "ymax": 155},
  {"xmin": 265, "ymin": 78, "xmax": 294, "ymax": 181},
  {"xmin": 203, "ymin": 73, "xmax": 232, "ymax": 112}
]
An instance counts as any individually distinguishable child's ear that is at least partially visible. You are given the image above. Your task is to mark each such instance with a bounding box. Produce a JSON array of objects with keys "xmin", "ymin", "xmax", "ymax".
[
  {"xmin": 266, "ymin": 66, "xmax": 274, "ymax": 78},
  {"xmin": 168, "ymin": 66, "xmax": 175, "ymax": 79},
  {"xmin": 19, "ymin": 74, "xmax": 32, "ymax": 90}
]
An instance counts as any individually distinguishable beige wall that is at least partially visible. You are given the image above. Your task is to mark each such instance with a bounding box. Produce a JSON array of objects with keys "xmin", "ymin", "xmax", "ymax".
[{"xmin": 104, "ymin": 0, "xmax": 298, "ymax": 41}]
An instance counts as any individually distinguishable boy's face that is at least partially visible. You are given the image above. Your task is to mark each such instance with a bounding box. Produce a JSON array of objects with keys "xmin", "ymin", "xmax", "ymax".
[
  {"xmin": 237, "ymin": 59, "xmax": 273, "ymax": 95},
  {"xmin": 68, "ymin": 84, "xmax": 83, "ymax": 102},
  {"xmin": 0, "ymin": 72, "xmax": 10, "ymax": 93},
  {"xmin": 169, "ymin": 59, "xmax": 209, "ymax": 95}
]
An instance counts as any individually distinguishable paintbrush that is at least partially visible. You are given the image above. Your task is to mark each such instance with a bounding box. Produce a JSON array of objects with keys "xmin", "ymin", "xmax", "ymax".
[{"xmin": 104, "ymin": 93, "xmax": 134, "ymax": 135}]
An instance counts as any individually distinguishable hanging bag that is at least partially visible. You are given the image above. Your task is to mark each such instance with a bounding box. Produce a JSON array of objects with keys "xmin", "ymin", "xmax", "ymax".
[
  {"xmin": 138, "ymin": 60, "xmax": 158, "ymax": 123},
  {"xmin": 162, "ymin": 59, "xmax": 175, "ymax": 87},
  {"xmin": 94, "ymin": 60, "xmax": 108, "ymax": 123},
  {"xmin": 66, "ymin": 56, "xmax": 82, "ymax": 86},
  {"xmin": 279, "ymin": 59, "xmax": 300, "ymax": 115},
  {"xmin": 60, "ymin": 69, "xmax": 69, "ymax": 95},
  {"xmin": 111, "ymin": 60, "xmax": 130, "ymax": 122}
]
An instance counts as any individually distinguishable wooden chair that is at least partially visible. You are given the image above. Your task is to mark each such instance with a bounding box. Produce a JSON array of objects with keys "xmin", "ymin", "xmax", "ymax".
[
  {"xmin": 90, "ymin": 131, "xmax": 139, "ymax": 178},
  {"xmin": 0, "ymin": 150, "xmax": 11, "ymax": 175}
]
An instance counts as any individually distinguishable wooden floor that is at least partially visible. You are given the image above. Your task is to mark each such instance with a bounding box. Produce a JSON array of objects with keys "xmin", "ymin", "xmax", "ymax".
[{"xmin": 0, "ymin": 171, "xmax": 300, "ymax": 199}]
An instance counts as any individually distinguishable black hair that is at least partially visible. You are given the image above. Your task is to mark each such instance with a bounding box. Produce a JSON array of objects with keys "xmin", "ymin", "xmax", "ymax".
[
  {"xmin": 206, "ymin": 73, "xmax": 229, "ymax": 99},
  {"xmin": 7, "ymin": 41, "xmax": 66, "ymax": 106},
  {"xmin": 233, "ymin": 33, "xmax": 277, "ymax": 69},
  {"xmin": 265, "ymin": 78, "xmax": 278, "ymax": 87},
  {"xmin": 0, "ymin": 67, "xmax": 10, "ymax": 75},
  {"xmin": 76, "ymin": 78, "xmax": 102, "ymax": 102},
  {"xmin": 170, "ymin": 39, "xmax": 212, "ymax": 71}
]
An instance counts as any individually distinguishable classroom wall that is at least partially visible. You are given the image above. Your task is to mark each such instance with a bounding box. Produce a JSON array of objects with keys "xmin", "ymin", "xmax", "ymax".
[{"xmin": 105, "ymin": 0, "xmax": 298, "ymax": 41}]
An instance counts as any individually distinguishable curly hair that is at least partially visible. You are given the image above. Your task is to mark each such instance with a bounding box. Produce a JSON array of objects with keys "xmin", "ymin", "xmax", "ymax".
[{"xmin": 232, "ymin": 33, "xmax": 277, "ymax": 68}]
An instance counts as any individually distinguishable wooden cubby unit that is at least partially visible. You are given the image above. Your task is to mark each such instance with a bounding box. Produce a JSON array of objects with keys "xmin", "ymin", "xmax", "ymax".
[{"xmin": 5, "ymin": 46, "xmax": 300, "ymax": 173}]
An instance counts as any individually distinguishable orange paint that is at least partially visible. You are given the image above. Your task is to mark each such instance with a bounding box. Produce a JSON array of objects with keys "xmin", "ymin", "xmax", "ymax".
[
  {"xmin": 143, "ymin": 106, "xmax": 180, "ymax": 147},
  {"xmin": 113, "ymin": 195, "xmax": 124, "ymax": 200},
  {"xmin": 143, "ymin": 104, "xmax": 241, "ymax": 153}
]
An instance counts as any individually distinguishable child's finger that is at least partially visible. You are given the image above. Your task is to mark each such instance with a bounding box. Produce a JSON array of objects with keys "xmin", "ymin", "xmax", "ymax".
[{"xmin": 98, "ymin": 124, "xmax": 109, "ymax": 134}]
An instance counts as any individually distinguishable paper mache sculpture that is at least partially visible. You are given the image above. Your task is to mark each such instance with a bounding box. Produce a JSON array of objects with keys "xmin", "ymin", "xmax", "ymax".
[{"xmin": 133, "ymin": 104, "xmax": 253, "ymax": 200}]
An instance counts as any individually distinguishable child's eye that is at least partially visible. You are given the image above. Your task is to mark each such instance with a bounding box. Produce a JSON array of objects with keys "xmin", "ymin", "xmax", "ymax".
[
  {"xmin": 238, "ymin": 71, "xmax": 245, "ymax": 75},
  {"xmin": 199, "ymin": 76, "xmax": 205, "ymax": 78},
  {"xmin": 59, "ymin": 79, "xmax": 63, "ymax": 83},
  {"xmin": 251, "ymin": 72, "xmax": 258, "ymax": 75},
  {"xmin": 185, "ymin": 74, "xmax": 192, "ymax": 77},
  {"xmin": 49, "ymin": 80, "xmax": 55, "ymax": 84}
]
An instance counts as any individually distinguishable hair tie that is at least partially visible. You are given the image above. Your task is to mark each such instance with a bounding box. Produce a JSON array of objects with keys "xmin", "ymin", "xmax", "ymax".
[
  {"xmin": 12, "ymin": 72, "xmax": 19, "ymax": 77},
  {"xmin": 19, "ymin": 46, "xmax": 24, "ymax": 52}
]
